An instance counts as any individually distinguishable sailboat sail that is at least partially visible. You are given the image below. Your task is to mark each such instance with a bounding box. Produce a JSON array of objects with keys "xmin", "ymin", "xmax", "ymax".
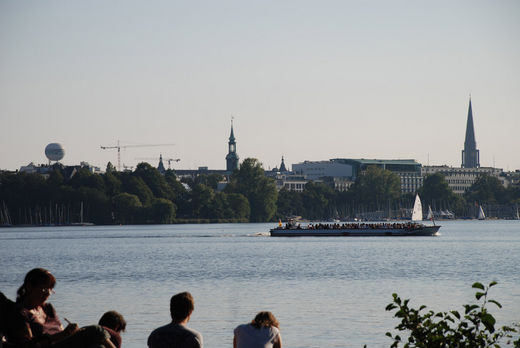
[
  {"xmin": 426, "ymin": 205, "xmax": 433, "ymax": 220},
  {"xmin": 478, "ymin": 205, "xmax": 485, "ymax": 220},
  {"xmin": 411, "ymin": 194, "xmax": 423, "ymax": 221}
]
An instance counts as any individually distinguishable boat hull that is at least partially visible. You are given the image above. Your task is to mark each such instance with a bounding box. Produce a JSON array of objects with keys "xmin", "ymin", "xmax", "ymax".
[{"xmin": 270, "ymin": 225, "xmax": 440, "ymax": 237}]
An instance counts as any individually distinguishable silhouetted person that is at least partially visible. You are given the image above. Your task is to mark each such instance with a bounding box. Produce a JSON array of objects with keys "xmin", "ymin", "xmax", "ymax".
[
  {"xmin": 147, "ymin": 291, "xmax": 203, "ymax": 348},
  {"xmin": 9, "ymin": 268, "xmax": 115, "ymax": 348}
]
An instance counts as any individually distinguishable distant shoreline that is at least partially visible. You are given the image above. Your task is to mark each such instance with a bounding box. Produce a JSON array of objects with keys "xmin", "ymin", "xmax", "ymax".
[{"xmin": 2, "ymin": 217, "xmax": 518, "ymax": 228}]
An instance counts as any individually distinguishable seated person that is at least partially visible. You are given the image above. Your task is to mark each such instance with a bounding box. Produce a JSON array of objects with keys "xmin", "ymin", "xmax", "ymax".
[
  {"xmin": 8, "ymin": 268, "xmax": 116, "ymax": 348},
  {"xmin": 233, "ymin": 311, "xmax": 282, "ymax": 348},
  {"xmin": 98, "ymin": 311, "xmax": 126, "ymax": 348},
  {"xmin": 147, "ymin": 291, "xmax": 203, "ymax": 348}
]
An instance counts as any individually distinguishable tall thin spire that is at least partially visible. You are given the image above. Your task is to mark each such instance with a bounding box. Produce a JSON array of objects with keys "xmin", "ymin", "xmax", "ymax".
[
  {"xmin": 461, "ymin": 97, "xmax": 480, "ymax": 168},
  {"xmin": 229, "ymin": 117, "xmax": 235, "ymax": 142},
  {"xmin": 226, "ymin": 117, "xmax": 239, "ymax": 171}
]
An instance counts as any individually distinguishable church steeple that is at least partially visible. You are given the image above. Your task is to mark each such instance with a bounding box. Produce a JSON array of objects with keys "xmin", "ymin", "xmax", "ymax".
[
  {"xmin": 157, "ymin": 154, "xmax": 166, "ymax": 174},
  {"xmin": 226, "ymin": 119, "xmax": 239, "ymax": 172},
  {"xmin": 279, "ymin": 156, "xmax": 287, "ymax": 172},
  {"xmin": 461, "ymin": 97, "xmax": 480, "ymax": 168}
]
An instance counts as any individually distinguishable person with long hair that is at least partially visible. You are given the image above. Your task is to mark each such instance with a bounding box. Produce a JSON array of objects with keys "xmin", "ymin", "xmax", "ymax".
[
  {"xmin": 233, "ymin": 311, "xmax": 281, "ymax": 348},
  {"xmin": 8, "ymin": 268, "xmax": 115, "ymax": 348}
]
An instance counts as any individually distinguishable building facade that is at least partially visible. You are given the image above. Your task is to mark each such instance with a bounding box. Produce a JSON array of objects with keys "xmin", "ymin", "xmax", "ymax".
[
  {"xmin": 422, "ymin": 165, "xmax": 505, "ymax": 195},
  {"xmin": 292, "ymin": 158, "xmax": 422, "ymax": 193}
]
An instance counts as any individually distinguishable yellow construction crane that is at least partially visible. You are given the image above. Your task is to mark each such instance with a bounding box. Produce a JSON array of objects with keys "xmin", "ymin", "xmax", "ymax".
[
  {"xmin": 136, "ymin": 155, "xmax": 181, "ymax": 169},
  {"xmin": 100, "ymin": 141, "xmax": 175, "ymax": 171}
]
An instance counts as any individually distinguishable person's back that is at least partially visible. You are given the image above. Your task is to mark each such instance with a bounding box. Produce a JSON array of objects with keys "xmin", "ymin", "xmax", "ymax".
[
  {"xmin": 234, "ymin": 323, "xmax": 280, "ymax": 348},
  {"xmin": 148, "ymin": 322, "xmax": 202, "ymax": 348},
  {"xmin": 147, "ymin": 292, "xmax": 202, "ymax": 348},
  {"xmin": 233, "ymin": 311, "xmax": 281, "ymax": 348}
]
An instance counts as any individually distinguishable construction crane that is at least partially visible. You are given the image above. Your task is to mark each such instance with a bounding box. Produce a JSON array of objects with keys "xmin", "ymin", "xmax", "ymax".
[
  {"xmin": 100, "ymin": 141, "xmax": 175, "ymax": 171},
  {"xmin": 135, "ymin": 155, "xmax": 181, "ymax": 169}
]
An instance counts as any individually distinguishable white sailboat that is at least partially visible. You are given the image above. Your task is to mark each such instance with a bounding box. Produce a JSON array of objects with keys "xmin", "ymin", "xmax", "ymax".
[
  {"xmin": 411, "ymin": 194, "xmax": 423, "ymax": 221},
  {"xmin": 477, "ymin": 205, "xmax": 486, "ymax": 220},
  {"xmin": 426, "ymin": 205, "xmax": 433, "ymax": 220},
  {"xmin": 426, "ymin": 205, "xmax": 437, "ymax": 226}
]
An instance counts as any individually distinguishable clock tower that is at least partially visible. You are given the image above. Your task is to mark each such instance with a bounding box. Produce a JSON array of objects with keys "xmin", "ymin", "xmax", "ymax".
[{"xmin": 226, "ymin": 121, "xmax": 239, "ymax": 172}]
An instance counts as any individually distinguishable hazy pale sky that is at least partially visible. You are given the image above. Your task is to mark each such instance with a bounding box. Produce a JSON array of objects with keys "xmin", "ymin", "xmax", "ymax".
[{"xmin": 1, "ymin": 0, "xmax": 519, "ymax": 172}]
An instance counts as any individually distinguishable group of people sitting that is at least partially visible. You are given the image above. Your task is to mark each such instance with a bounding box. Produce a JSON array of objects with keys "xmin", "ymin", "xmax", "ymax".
[
  {"xmin": 1, "ymin": 268, "xmax": 281, "ymax": 348},
  {"xmin": 307, "ymin": 222, "xmax": 424, "ymax": 230}
]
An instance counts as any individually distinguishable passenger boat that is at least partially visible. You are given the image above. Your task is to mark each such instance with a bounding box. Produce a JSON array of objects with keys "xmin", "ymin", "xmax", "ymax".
[{"xmin": 270, "ymin": 194, "xmax": 441, "ymax": 237}]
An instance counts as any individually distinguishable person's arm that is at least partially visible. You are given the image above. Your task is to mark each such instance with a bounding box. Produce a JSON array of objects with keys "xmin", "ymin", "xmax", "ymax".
[
  {"xmin": 273, "ymin": 334, "xmax": 282, "ymax": 348},
  {"xmin": 46, "ymin": 323, "xmax": 79, "ymax": 344},
  {"xmin": 103, "ymin": 337, "xmax": 117, "ymax": 348}
]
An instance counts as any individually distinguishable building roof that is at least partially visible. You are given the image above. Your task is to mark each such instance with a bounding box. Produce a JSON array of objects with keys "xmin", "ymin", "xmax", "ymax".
[{"xmin": 332, "ymin": 158, "xmax": 420, "ymax": 166}]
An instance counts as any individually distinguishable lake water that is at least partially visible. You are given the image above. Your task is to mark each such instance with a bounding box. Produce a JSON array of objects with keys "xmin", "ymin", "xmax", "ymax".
[{"xmin": 1, "ymin": 220, "xmax": 519, "ymax": 347}]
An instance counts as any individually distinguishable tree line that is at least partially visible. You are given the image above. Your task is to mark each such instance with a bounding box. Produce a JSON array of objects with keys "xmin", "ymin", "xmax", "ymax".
[{"xmin": 1, "ymin": 159, "xmax": 519, "ymax": 225}]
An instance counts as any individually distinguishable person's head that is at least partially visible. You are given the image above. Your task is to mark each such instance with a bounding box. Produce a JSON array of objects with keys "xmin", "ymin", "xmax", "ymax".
[
  {"xmin": 99, "ymin": 310, "xmax": 127, "ymax": 332},
  {"xmin": 16, "ymin": 268, "xmax": 56, "ymax": 305},
  {"xmin": 170, "ymin": 292, "xmax": 194, "ymax": 323},
  {"xmin": 251, "ymin": 311, "xmax": 279, "ymax": 329}
]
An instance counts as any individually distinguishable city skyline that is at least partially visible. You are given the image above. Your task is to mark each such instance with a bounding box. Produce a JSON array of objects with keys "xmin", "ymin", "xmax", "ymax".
[{"xmin": 1, "ymin": 1, "xmax": 519, "ymax": 172}]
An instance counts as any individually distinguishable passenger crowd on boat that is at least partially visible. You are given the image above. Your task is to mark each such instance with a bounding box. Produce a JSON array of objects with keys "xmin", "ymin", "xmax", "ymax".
[
  {"xmin": 283, "ymin": 222, "xmax": 424, "ymax": 230},
  {"xmin": 0, "ymin": 268, "xmax": 282, "ymax": 348}
]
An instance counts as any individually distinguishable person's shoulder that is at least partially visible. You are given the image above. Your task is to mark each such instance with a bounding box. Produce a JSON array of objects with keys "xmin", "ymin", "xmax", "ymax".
[
  {"xmin": 149, "ymin": 322, "xmax": 174, "ymax": 336},
  {"xmin": 270, "ymin": 325, "xmax": 280, "ymax": 336},
  {"xmin": 148, "ymin": 323, "xmax": 202, "ymax": 348},
  {"xmin": 148, "ymin": 323, "xmax": 172, "ymax": 348},
  {"xmin": 235, "ymin": 323, "xmax": 251, "ymax": 330},
  {"xmin": 178, "ymin": 324, "xmax": 203, "ymax": 344}
]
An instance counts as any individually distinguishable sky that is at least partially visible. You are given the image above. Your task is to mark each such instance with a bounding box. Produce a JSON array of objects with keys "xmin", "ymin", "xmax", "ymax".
[{"xmin": 1, "ymin": 0, "xmax": 519, "ymax": 172}]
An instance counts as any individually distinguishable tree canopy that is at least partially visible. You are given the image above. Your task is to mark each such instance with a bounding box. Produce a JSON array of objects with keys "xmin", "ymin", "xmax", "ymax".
[
  {"xmin": 226, "ymin": 158, "xmax": 278, "ymax": 222},
  {"xmin": 1, "ymin": 161, "xmax": 519, "ymax": 225}
]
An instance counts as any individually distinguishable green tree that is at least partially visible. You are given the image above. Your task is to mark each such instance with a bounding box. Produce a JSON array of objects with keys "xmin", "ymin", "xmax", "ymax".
[
  {"xmin": 276, "ymin": 188, "xmax": 304, "ymax": 219},
  {"xmin": 350, "ymin": 166, "xmax": 401, "ymax": 207},
  {"xmin": 195, "ymin": 173, "xmax": 224, "ymax": 190},
  {"xmin": 301, "ymin": 182, "xmax": 336, "ymax": 220},
  {"xmin": 226, "ymin": 158, "xmax": 278, "ymax": 222},
  {"xmin": 121, "ymin": 174, "xmax": 154, "ymax": 206},
  {"xmin": 134, "ymin": 162, "xmax": 174, "ymax": 200},
  {"xmin": 418, "ymin": 173, "xmax": 465, "ymax": 216},
  {"xmin": 103, "ymin": 171, "xmax": 122, "ymax": 197},
  {"xmin": 225, "ymin": 193, "xmax": 250, "ymax": 220},
  {"xmin": 419, "ymin": 173, "xmax": 453, "ymax": 203},
  {"xmin": 106, "ymin": 161, "xmax": 116, "ymax": 173},
  {"xmin": 74, "ymin": 187, "xmax": 110, "ymax": 224},
  {"xmin": 113, "ymin": 192, "xmax": 142, "ymax": 224},
  {"xmin": 164, "ymin": 170, "xmax": 189, "ymax": 217},
  {"xmin": 188, "ymin": 183, "xmax": 215, "ymax": 218},
  {"xmin": 69, "ymin": 168, "xmax": 105, "ymax": 192},
  {"xmin": 465, "ymin": 175, "xmax": 507, "ymax": 205},
  {"xmin": 147, "ymin": 198, "xmax": 176, "ymax": 223}
]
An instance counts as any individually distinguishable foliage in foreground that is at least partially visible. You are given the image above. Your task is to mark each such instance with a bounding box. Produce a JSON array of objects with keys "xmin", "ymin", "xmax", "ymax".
[{"xmin": 384, "ymin": 282, "xmax": 519, "ymax": 347}]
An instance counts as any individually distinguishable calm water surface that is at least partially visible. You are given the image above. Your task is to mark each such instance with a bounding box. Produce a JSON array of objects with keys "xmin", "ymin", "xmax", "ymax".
[{"xmin": 1, "ymin": 220, "xmax": 519, "ymax": 347}]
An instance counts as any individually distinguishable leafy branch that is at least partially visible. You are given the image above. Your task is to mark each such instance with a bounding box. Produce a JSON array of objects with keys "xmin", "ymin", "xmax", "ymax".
[{"xmin": 383, "ymin": 282, "xmax": 519, "ymax": 348}]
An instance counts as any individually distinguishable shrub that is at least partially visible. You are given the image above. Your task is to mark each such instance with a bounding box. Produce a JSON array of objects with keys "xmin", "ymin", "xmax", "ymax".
[{"xmin": 384, "ymin": 282, "xmax": 519, "ymax": 347}]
